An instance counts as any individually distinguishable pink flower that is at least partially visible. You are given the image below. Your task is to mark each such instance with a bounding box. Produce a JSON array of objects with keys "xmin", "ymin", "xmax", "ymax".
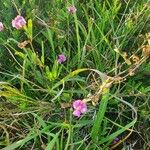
[
  {"xmin": 0, "ymin": 22, "xmax": 4, "ymax": 31},
  {"xmin": 112, "ymin": 137, "xmax": 120, "ymax": 144},
  {"xmin": 57, "ymin": 54, "xmax": 66, "ymax": 64},
  {"xmin": 67, "ymin": 5, "xmax": 77, "ymax": 13},
  {"xmin": 73, "ymin": 100, "xmax": 87, "ymax": 117},
  {"xmin": 12, "ymin": 15, "xmax": 26, "ymax": 29}
]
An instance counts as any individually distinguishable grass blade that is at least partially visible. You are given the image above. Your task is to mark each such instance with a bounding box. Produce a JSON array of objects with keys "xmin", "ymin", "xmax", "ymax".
[{"xmin": 91, "ymin": 90, "xmax": 109, "ymax": 142}]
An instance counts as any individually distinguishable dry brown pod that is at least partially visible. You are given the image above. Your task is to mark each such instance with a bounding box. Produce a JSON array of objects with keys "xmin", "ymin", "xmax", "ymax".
[
  {"xmin": 18, "ymin": 40, "xmax": 30, "ymax": 49},
  {"xmin": 131, "ymin": 54, "xmax": 140, "ymax": 64},
  {"xmin": 142, "ymin": 45, "xmax": 150, "ymax": 58},
  {"xmin": 60, "ymin": 102, "xmax": 71, "ymax": 109}
]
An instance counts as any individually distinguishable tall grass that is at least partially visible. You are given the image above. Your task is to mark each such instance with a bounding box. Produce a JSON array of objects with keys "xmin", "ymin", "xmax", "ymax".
[{"xmin": 0, "ymin": 0, "xmax": 150, "ymax": 149}]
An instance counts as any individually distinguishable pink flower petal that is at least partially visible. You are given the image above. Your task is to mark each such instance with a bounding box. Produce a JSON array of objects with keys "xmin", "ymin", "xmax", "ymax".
[
  {"xmin": 73, "ymin": 110, "xmax": 81, "ymax": 117},
  {"xmin": 12, "ymin": 15, "xmax": 26, "ymax": 29},
  {"xmin": 67, "ymin": 5, "xmax": 77, "ymax": 13},
  {"xmin": 72, "ymin": 99, "xmax": 87, "ymax": 117},
  {"xmin": 73, "ymin": 100, "xmax": 82, "ymax": 109},
  {"xmin": 80, "ymin": 106, "xmax": 87, "ymax": 113},
  {"xmin": 57, "ymin": 54, "xmax": 66, "ymax": 64},
  {"xmin": 0, "ymin": 22, "xmax": 4, "ymax": 31}
]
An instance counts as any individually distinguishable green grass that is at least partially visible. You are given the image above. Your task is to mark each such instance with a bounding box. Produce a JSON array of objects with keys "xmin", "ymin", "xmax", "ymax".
[{"xmin": 0, "ymin": 0, "xmax": 150, "ymax": 149}]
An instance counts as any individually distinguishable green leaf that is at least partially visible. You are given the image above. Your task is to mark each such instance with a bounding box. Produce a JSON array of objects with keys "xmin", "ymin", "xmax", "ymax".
[
  {"xmin": 27, "ymin": 19, "xmax": 33, "ymax": 40},
  {"xmin": 45, "ymin": 131, "xmax": 60, "ymax": 150},
  {"xmin": 33, "ymin": 113, "xmax": 47, "ymax": 128},
  {"xmin": 41, "ymin": 41, "xmax": 45, "ymax": 64},
  {"xmin": 3, "ymin": 132, "xmax": 37, "ymax": 150},
  {"xmin": 91, "ymin": 90, "xmax": 109, "ymax": 142},
  {"xmin": 15, "ymin": 51, "xmax": 26, "ymax": 59}
]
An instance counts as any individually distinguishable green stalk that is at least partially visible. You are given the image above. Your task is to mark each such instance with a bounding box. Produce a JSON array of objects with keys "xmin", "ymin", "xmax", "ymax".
[
  {"xmin": 72, "ymin": 0, "xmax": 81, "ymax": 68},
  {"xmin": 91, "ymin": 89, "xmax": 109, "ymax": 142}
]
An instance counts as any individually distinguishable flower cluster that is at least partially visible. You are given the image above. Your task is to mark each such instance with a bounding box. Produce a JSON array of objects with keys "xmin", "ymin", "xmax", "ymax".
[
  {"xmin": 67, "ymin": 5, "xmax": 77, "ymax": 14},
  {"xmin": 1, "ymin": 15, "xmax": 67, "ymax": 64},
  {"xmin": 57, "ymin": 54, "xmax": 66, "ymax": 64},
  {"xmin": 0, "ymin": 7, "xmax": 89, "ymax": 119},
  {"xmin": 72, "ymin": 100, "xmax": 87, "ymax": 117},
  {"xmin": 12, "ymin": 15, "xmax": 26, "ymax": 29}
]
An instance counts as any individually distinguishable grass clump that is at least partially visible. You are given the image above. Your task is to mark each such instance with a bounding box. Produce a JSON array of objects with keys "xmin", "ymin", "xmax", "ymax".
[{"xmin": 0, "ymin": 0, "xmax": 150, "ymax": 149}]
